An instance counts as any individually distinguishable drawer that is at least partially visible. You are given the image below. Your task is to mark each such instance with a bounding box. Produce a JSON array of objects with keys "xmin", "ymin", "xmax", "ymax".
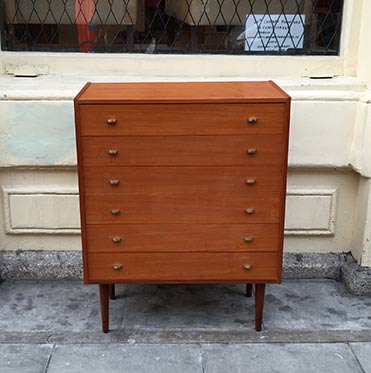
[
  {"xmin": 84, "ymin": 194, "xmax": 280, "ymax": 224},
  {"xmin": 85, "ymin": 224, "xmax": 280, "ymax": 253},
  {"xmin": 79, "ymin": 103, "xmax": 286, "ymax": 136},
  {"xmin": 80, "ymin": 135, "xmax": 284, "ymax": 166},
  {"xmin": 87, "ymin": 252, "xmax": 280, "ymax": 282},
  {"xmin": 82, "ymin": 166, "xmax": 283, "ymax": 196}
]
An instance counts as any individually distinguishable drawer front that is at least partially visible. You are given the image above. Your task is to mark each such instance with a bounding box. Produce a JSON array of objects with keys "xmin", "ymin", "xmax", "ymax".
[
  {"xmin": 79, "ymin": 103, "xmax": 286, "ymax": 136},
  {"xmin": 80, "ymin": 135, "xmax": 284, "ymax": 166},
  {"xmin": 87, "ymin": 252, "xmax": 279, "ymax": 282},
  {"xmin": 82, "ymin": 166, "xmax": 283, "ymax": 196},
  {"xmin": 86, "ymin": 224, "xmax": 280, "ymax": 253},
  {"xmin": 84, "ymin": 194, "xmax": 280, "ymax": 224}
]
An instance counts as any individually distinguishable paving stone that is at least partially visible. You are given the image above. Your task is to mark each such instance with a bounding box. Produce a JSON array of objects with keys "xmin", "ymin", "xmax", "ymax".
[
  {"xmin": 202, "ymin": 343, "xmax": 363, "ymax": 373},
  {"xmin": 122, "ymin": 283, "xmax": 255, "ymax": 330},
  {"xmin": 122, "ymin": 280, "xmax": 371, "ymax": 332},
  {"xmin": 0, "ymin": 344, "xmax": 52, "ymax": 373},
  {"xmin": 350, "ymin": 343, "xmax": 371, "ymax": 372},
  {"xmin": 0, "ymin": 281, "xmax": 122, "ymax": 332},
  {"xmin": 47, "ymin": 344, "xmax": 202, "ymax": 373},
  {"xmin": 264, "ymin": 279, "xmax": 371, "ymax": 331},
  {"xmin": 1, "ymin": 279, "xmax": 370, "ymax": 335}
]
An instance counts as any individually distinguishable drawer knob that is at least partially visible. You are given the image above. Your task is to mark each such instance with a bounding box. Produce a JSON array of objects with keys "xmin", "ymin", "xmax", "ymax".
[
  {"xmin": 112, "ymin": 264, "xmax": 122, "ymax": 271},
  {"xmin": 247, "ymin": 117, "xmax": 257, "ymax": 124},
  {"xmin": 107, "ymin": 118, "xmax": 117, "ymax": 125},
  {"xmin": 111, "ymin": 209, "xmax": 121, "ymax": 215},
  {"xmin": 112, "ymin": 237, "xmax": 122, "ymax": 243},
  {"xmin": 109, "ymin": 179, "xmax": 120, "ymax": 186},
  {"xmin": 245, "ymin": 179, "xmax": 256, "ymax": 185},
  {"xmin": 247, "ymin": 148, "xmax": 257, "ymax": 155},
  {"xmin": 108, "ymin": 149, "xmax": 119, "ymax": 156},
  {"xmin": 244, "ymin": 236, "xmax": 254, "ymax": 243},
  {"xmin": 243, "ymin": 264, "xmax": 253, "ymax": 270},
  {"xmin": 245, "ymin": 208, "xmax": 255, "ymax": 214}
]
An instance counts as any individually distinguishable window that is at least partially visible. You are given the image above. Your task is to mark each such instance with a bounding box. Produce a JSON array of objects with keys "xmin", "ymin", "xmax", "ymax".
[{"xmin": 1, "ymin": 0, "xmax": 343, "ymax": 55}]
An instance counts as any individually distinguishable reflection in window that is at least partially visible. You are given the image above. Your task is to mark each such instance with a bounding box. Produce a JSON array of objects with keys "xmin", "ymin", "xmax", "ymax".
[{"xmin": 1, "ymin": 0, "xmax": 343, "ymax": 54}]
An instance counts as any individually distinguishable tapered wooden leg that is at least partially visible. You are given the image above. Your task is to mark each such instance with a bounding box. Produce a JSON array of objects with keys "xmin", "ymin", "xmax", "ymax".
[
  {"xmin": 109, "ymin": 284, "xmax": 115, "ymax": 300},
  {"xmin": 99, "ymin": 284, "xmax": 109, "ymax": 333},
  {"xmin": 255, "ymin": 284, "xmax": 266, "ymax": 332},
  {"xmin": 246, "ymin": 284, "xmax": 253, "ymax": 297}
]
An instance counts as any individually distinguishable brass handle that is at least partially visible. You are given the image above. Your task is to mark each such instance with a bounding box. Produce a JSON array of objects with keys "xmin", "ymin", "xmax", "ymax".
[
  {"xmin": 109, "ymin": 179, "xmax": 120, "ymax": 186},
  {"xmin": 244, "ymin": 236, "xmax": 254, "ymax": 243},
  {"xmin": 247, "ymin": 148, "xmax": 257, "ymax": 155},
  {"xmin": 112, "ymin": 237, "xmax": 122, "ymax": 243},
  {"xmin": 245, "ymin": 179, "xmax": 256, "ymax": 185},
  {"xmin": 243, "ymin": 264, "xmax": 253, "ymax": 270},
  {"xmin": 247, "ymin": 117, "xmax": 257, "ymax": 124},
  {"xmin": 108, "ymin": 149, "xmax": 119, "ymax": 156},
  {"xmin": 107, "ymin": 118, "xmax": 117, "ymax": 125},
  {"xmin": 112, "ymin": 264, "xmax": 122, "ymax": 270},
  {"xmin": 245, "ymin": 208, "xmax": 254, "ymax": 214},
  {"xmin": 111, "ymin": 209, "xmax": 121, "ymax": 215}
]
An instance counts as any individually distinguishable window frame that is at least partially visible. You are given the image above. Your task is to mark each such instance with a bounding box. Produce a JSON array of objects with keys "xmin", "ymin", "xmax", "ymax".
[{"xmin": 0, "ymin": 0, "xmax": 359, "ymax": 78}]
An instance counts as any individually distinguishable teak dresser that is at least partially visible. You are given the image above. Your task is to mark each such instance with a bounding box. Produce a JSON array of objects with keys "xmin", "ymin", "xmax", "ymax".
[{"xmin": 74, "ymin": 81, "xmax": 291, "ymax": 332}]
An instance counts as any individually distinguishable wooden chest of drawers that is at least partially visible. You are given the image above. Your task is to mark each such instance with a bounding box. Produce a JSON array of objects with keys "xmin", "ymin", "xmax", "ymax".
[{"xmin": 74, "ymin": 81, "xmax": 290, "ymax": 332}]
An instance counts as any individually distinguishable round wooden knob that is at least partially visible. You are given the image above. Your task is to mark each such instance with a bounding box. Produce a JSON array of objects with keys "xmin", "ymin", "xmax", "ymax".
[{"xmin": 247, "ymin": 117, "xmax": 257, "ymax": 124}]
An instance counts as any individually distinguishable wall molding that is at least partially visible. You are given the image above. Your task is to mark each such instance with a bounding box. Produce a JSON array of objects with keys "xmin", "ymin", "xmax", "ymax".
[
  {"xmin": 2, "ymin": 186, "xmax": 80, "ymax": 234},
  {"xmin": 285, "ymin": 187, "xmax": 338, "ymax": 236}
]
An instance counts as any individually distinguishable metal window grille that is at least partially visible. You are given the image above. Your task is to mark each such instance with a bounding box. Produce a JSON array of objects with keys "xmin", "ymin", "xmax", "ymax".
[{"xmin": 0, "ymin": 0, "xmax": 343, "ymax": 54}]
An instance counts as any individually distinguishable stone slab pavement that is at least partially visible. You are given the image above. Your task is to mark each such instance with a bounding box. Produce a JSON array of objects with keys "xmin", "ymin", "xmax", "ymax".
[{"xmin": 0, "ymin": 279, "xmax": 370, "ymax": 372}]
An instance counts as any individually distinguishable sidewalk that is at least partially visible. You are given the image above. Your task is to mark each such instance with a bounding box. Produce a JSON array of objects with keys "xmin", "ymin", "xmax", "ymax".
[{"xmin": 0, "ymin": 279, "xmax": 370, "ymax": 372}]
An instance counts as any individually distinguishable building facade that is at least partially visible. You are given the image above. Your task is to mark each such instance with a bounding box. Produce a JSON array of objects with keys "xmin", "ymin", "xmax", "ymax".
[{"xmin": 0, "ymin": 0, "xmax": 371, "ymax": 270}]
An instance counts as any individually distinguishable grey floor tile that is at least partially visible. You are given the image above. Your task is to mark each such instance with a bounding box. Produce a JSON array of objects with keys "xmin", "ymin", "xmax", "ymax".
[
  {"xmin": 0, "ymin": 344, "xmax": 53, "ymax": 373},
  {"xmin": 350, "ymin": 343, "xmax": 371, "ymax": 372},
  {"xmin": 202, "ymin": 343, "xmax": 363, "ymax": 373},
  {"xmin": 1, "ymin": 279, "xmax": 370, "ymax": 334},
  {"xmin": 122, "ymin": 280, "xmax": 371, "ymax": 331},
  {"xmin": 264, "ymin": 279, "xmax": 371, "ymax": 330},
  {"xmin": 0, "ymin": 281, "xmax": 123, "ymax": 332},
  {"xmin": 122, "ymin": 283, "xmax": 255, "ymax": 331},
  {"xmin": 47, "ymin": 344, "xmax": 202, "ymax": 373}
]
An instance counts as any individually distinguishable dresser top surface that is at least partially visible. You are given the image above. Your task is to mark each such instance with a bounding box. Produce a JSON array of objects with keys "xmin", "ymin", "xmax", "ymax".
[{"xmin": 75, "ymin": 81, "xmax": 290, "ymax": 104}]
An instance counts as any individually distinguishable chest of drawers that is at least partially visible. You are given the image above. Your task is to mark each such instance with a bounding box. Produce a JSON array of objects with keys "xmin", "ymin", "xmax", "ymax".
[{"xmin": 74, "ymin": 81, "xmax": 291, "ymax": 333}]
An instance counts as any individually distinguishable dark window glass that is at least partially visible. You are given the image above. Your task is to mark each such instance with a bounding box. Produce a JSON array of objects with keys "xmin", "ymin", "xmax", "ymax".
[{"xmin": 0, "ymin": 0, "xmax": 343, "ymax": 54}]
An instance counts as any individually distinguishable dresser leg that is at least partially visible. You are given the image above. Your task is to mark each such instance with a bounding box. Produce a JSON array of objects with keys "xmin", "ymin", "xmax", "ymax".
[
  {"xmin": 109, "ymin": 284, "xmax": 116, "ymax": 300},
  {"xmin": 255, "ymin": 284, "xmax": 266, "ymax": 332},
  {"xmin": 246, "ymin": 284, "xmax": 253, "ymax": 297},
  {"xmin": 99, "ymin": 284, "xmax": 110, "ymax": 333}
]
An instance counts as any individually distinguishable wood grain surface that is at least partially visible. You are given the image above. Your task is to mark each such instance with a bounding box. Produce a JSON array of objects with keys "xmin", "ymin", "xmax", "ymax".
[
  {"xmin": 88, "ymin": 252, "xmax": 279, "ymax": 282},
  {"xmin": 77, "ymin": 81, "xmax": 289, "ymax": 104},
  {"xmin": 79, "ymin": 103, "xmax": 285, "ymax": 136},
  {"xmin": 85, "ymin": 223, "xmax": 280, "ymax": 253},
  {"xmin": 84, "ymin": 194, "xmax": 281, "ymax": 224},
  {"xmin": 82, "ymin": 166, "xmax": 283, "ymax": 196},
  {"xmin": 81, "ymin": 135, "xmax": 284, "ymax": 166}
]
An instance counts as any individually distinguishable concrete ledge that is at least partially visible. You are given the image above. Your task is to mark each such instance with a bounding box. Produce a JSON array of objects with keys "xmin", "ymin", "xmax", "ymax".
[
  {"xmin": 283, "ymin": 253, "xmax": 342, "ymax": 280},
  {"xmin": 0, "ymin": 250, "xmax": 82, "ymax": 281},
  {"xmin": 340, "ymin": 254, "xmax": 371, "ymax": 295},
  {"xmin": 0, "ymin": 250, "xmax": 370, "ymax": 295}
]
